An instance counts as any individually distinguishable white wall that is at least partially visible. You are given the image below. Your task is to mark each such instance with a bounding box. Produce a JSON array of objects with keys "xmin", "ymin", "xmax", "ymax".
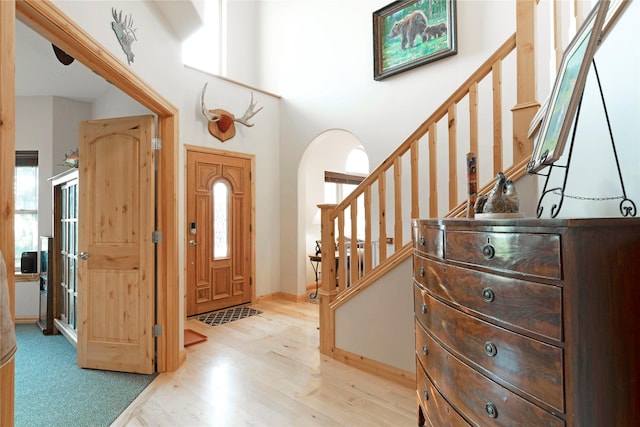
[
  {"xmin": 52, "ymin": 97, "xmax": 92, "ymax": 177},
  {"xmin": 53, "ymin": 0, "xmax": 184, "ymax": 108},
  {"xmin": 16, "ymin": 96, "xmax": 93, "ymax": 240},
  {"xmin": 226, "ymin": 0, "xmax": 517, "ymax": 295},
  {"xmin": 91, "ymin": 87, "xmax": 152, "ymax": 119},
  {"xmin": 335, "ymin": 258, "xmax": 414, "ymax": 373},
  {"xmin": 15, "ymin": 280, "xmax": 39, "ymax": 321}
]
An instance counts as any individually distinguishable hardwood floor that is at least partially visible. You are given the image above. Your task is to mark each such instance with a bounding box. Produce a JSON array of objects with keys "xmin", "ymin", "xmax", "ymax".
[{"xmin": 112, "ymin": 299, "xmax": 416, "ymax": 426}]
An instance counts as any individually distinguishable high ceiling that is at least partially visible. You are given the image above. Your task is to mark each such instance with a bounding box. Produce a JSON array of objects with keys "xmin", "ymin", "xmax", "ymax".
[{"xmin": 15, "ymin": 20, "xmax": 112, "ymax": 102}]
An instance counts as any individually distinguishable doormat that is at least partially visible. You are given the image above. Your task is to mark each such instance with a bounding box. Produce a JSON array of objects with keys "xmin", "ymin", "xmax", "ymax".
[
  {"xmin": 197, "ymin": 306, "xmax": 262, "ymax": 327},
  {"xmin": 184, "ymin": 329, "xmax": 207, "ymax": 347}
]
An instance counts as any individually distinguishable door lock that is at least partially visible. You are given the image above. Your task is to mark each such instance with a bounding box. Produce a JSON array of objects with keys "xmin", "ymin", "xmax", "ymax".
[{"xmin": 189, "ymin": 240, "xmax": 198, "ymax": 246}]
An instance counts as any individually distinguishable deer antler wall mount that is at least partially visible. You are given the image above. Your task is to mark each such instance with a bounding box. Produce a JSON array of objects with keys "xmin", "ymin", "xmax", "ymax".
[{"xmin": 201, "ymin": 83, "xmax": 263, "ymax": 142}]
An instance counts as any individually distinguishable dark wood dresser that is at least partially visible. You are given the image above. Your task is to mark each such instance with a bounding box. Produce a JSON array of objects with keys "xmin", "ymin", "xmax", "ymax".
[{"xmin": 412, "ymin": 217, "xmax": 640, "ymax": 427}]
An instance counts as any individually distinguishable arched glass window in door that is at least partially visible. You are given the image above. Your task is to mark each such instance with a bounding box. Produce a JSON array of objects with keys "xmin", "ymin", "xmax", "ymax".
[{"xmin": 212, "ymin": 180, "xmax": 229, "ymax": 259}]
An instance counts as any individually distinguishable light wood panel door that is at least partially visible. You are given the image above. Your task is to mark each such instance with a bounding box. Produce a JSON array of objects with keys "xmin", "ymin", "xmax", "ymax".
[
  {"xmin": 77, "ymin": 115, "xmax": 155, "ymax": 374},
  {"xmin": 187, "ymin": 150, "xmax": 252, "ymax": 316}
]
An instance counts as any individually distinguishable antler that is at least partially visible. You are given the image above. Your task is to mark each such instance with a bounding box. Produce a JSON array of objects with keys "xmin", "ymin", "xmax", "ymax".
[
  {"xmin": 200, "ymin": 83, "xmax": 221, "ymax": 123},
  {"xmin": 112, "ymin": 8, "xmax": 137, "ymax": 41},
  {"xmin": 234, "ymin": 92, "xmax": 263, "ymax": 127}
]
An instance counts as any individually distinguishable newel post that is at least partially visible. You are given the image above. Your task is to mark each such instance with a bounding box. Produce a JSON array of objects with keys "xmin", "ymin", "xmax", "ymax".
[
  {"xmin": 318, "ymin": 204, "xmax": 337, "ymax": 356},
  {"xmin": 512, "ymin": 0, "xmax": 539, "ymax": 163}
]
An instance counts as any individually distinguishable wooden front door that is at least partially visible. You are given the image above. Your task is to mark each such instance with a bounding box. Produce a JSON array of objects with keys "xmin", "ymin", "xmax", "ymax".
[
  {"xmin": 186, "ymin": 149, "xmax": 252, "ymax": 316},
  {"xmin": 77, "ymin": 115, "xmax": 155, "ymax": 374}
]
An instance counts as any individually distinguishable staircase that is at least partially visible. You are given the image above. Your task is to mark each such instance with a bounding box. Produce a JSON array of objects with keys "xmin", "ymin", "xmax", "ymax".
[{"xmin": 316, "ymin": 1, "xmax": 543, "ymax": 383}]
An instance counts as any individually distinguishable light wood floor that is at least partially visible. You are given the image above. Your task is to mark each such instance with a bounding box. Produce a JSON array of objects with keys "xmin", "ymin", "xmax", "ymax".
[{"xmin": 112, "ymin": 299, "xmax": 416, "ymax": 426}]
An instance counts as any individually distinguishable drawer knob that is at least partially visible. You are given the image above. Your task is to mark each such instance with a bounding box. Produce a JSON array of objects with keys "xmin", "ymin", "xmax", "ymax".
[
  {"xmin": 422, "ymin": 345, "xmax": 429, "ymax": 356},
  {"xmin": 421, "ymin": 304, "xmax": 428, "ymax": 314},
  {"xmin": 482, "ymin": 244, "xmax": 495, "ymax": 259},
  {"xmin": 485, "ymin": 402, "xmax": 498, "ymax": 419},
  {"xmin": 484, "ymin": 341, "xmax": 498, "ymax": 357},
  {"xmin": 419, "ymin": 266, "xmax": 425, "ymax": 277},
  {"xmin": 423, "ymin": 389, "xmax": 429, "ymax": 401},
  {"xmin": 419, "ymin": 236, "xmax": 426, "ymax": 246},
  {"xmin": 482, "ymin": 288, "xmax": 495, "ymax": 303}
]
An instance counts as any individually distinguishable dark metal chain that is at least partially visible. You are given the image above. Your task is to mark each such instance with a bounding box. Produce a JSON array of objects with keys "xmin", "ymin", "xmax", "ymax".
[{"xmin": 552, "ymin": 190, "xmax": 623, "ymax": 201}]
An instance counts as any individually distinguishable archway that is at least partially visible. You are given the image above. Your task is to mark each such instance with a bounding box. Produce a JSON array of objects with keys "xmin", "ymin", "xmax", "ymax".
[{"xmin": 297, "ymin": 130, "xmax": 369, "ymax": 300}]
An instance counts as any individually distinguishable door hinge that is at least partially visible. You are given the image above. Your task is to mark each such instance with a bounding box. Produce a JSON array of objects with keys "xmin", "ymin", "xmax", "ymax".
[
  {"xmin": 152, "ymin": 230, "xmax": 162, "ymax": 243},
  {"xmin": 153, "ymin": 324, "xmax": 162, "ymax": 337},
  {"xmin": 152, "ymin": 137, "xmax": 162, "ymax": 151}
]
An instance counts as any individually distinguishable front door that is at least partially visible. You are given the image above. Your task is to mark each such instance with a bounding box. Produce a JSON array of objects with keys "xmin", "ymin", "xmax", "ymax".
[
  {"xmin": 186, "ymin": 149, "xmax": 252, "ymax": 316},
  {"xmin": 77, "ymin": 115, "xmax": 155, "ymax": 374}
]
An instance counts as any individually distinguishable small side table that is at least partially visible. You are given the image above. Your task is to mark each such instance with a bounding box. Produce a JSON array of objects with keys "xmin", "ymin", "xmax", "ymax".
[{"xmin": 308, "ymin": 254, "xmax": 321, "ymax": 301}]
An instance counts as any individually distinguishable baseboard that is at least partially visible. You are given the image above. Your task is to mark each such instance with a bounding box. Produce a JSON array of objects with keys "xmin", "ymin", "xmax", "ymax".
[
  {"xmin": 333, "ymin": 347, "xmax": 415, "ymax": 389},
  {"xmin": 15, "ymin": 315, "xmax": 38, "ymax": 324},
  {"xmin": 54, "ymin": 318, "xmax": 78, "ymax": 348},
  {"xmin": 255, "ymin": 292, "xmax": 308, "ymax": 303}
]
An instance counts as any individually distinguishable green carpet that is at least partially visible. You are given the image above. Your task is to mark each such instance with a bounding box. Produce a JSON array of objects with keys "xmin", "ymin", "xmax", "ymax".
[{"xmin": 14, "ymin": 323, "xmax": 157, "ymax": 427}]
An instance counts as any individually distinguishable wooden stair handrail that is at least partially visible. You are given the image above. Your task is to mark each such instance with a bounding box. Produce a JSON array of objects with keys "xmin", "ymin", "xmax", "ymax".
[
  {"xmin": 318, "ymin": 34, "xmax": 526, "ymax": 358},
  {"xmin": 329, "ymin": 34, "xmax": 517, "ymax": 220}
]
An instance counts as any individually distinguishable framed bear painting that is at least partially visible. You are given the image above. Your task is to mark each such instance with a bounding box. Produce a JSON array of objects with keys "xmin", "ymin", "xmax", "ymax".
[{"xmin": 373, "ymin": 0, "xmax": 457, "ymax": 80}]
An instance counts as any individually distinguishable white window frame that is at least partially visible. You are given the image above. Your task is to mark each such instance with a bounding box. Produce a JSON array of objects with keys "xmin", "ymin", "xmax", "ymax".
[{"xmin": 15, "ymin": 151, "xmax": 39, "ymax": 271}]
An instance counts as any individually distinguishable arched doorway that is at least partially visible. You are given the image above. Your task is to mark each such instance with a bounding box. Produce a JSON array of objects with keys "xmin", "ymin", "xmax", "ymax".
[{"xmin": 297, "ymin": 130, "xmax": 369, "ymax": 300}]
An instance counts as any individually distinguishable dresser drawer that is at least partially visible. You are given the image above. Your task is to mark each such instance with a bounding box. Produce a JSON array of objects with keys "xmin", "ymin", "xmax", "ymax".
[
  {"xmin": 416, "ymin": 321, "xmax": 565, "ymax": 427},
  {"xmin": 445, "ymin": 231, "xmax": 561, "ymax": 279},
  {"xmin": 415, "ymin": 290, "xmax": 564, "ymax": 412},
  {"xmin": 414, "ymin": 257, "xmax": 562, "ymax": 341},
  {"xmin": 417, "ymin": 359, "xmax": 470, "ymax": 427},
  {"xmin": 413, "ymin": 223, "xmax": 444, "ymax": 259}
]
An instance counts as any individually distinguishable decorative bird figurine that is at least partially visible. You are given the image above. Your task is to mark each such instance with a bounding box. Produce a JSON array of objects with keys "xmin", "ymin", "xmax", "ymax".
[
  {"xmin": 475, "ymin": 172, "xmax": 519, "ymax": 214},
  {"xmin": 474, "ymin": 193, "xmax": 488, "ymax": 214},
  {"xmin": 502, "ymin": 177, "xmax": 520, "ymax": 212}
]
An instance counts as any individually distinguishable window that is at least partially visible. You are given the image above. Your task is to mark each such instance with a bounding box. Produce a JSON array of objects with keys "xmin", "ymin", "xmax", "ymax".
[
  {"xmin": 324, "ymin": 147, "xmax": 370, "ymax": 203},
  {"xmin": 182, "ymin": 0, "xmax": 223, "ymax": 75},
  {"xmin": 345, "ymin": 147, "xmax": 369, "ymax": 175},
  {"xmin": 324, "ymin": 171, "xmax": 366, "ymax": 203},
  {"xmin": 15, "ymin": 151, "xmax": 39, "ymax": 271},
  {"xmin": 212, "ymin": 180, "xmax": 229, "ymax": 259},
  {"xmin": 324, "ymin": 147, "xmax": 370, "ymax": 240},
  {"xmin": 324, "ymin": 171, "xmax": 367, "ymax": 239}
]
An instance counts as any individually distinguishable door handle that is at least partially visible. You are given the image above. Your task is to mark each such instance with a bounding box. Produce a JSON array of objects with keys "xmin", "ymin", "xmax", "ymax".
[
  {"xmin": 79, "ymin": 251, "xmax": 89, "ymax": 260},
  {"xmin": 189, "ymin": 240, "xmax": 198, "ymax": 246}
]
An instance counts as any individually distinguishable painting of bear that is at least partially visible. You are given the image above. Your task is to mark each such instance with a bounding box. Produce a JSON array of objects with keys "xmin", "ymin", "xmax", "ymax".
[
  {"xmin": 388, "ymin": 10, "xmax": 428, "ymax": 50},
  {"xmin": 423, "ymin": 23, "xmax": 447, "ymax": 41},
  {"xmin": 373, "ymin": 0, "xmax": 457, "ymax": 80}
]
